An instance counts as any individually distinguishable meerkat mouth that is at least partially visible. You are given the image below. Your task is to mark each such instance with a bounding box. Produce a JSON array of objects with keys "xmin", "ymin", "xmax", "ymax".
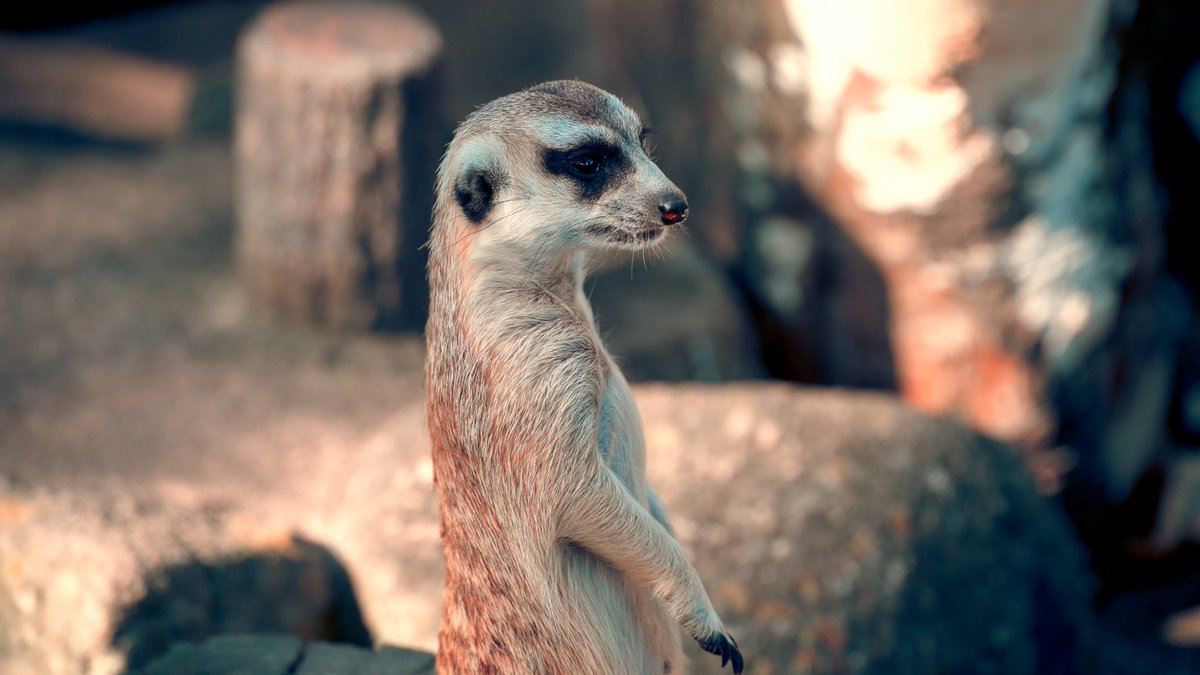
[
  {"xmin": 613, "ymin": 226, "xmax": 667, "ymax": 248},
  {"xmin": 587, "ymin": 222, "xmax": 668, "ymax": 248},
  {"xmin": 635, "ymin": 226, "xmax": 666, "ymax": 242}
]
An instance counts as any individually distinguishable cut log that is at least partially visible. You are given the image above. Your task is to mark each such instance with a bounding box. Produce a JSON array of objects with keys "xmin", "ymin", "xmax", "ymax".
[
  {"xmin": 0, "ymin": 35, "xmax": 195, "ymax": 143},
  {"xmin": 234, "ymin": 1, "xmax": 441, "ymax": 330}
]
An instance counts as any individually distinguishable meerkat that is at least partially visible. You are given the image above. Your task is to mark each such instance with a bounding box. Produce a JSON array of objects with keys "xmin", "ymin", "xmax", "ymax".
[{"xmin": 424, "ymin": 80, "xmax": 744, "ymax": 675}]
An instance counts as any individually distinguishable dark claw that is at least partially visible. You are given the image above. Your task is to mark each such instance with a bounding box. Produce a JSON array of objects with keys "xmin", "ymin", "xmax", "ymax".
[{"xmin": 696, "ymin": 632, "xmax": 744, "ymax": 674}]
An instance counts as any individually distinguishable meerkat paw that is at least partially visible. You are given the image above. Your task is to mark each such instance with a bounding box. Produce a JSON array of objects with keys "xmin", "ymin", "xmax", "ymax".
[{"xmin": 694, "ymin": 626, "xmax": 744, "ymax": 673}]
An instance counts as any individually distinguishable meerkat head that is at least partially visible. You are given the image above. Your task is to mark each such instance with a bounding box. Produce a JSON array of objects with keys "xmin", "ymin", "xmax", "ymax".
[{"xmin": 436, "ymin": 80, "xmax": 688, "ymax": 259}]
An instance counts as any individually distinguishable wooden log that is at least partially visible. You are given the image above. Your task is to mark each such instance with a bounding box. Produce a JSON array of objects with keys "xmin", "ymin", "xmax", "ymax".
[
  {"xmin": 0, "ymin": 35, "xmax": 195, "ymax": 143},
  {"xmin": 234, "ymin": 1, "xmax": 441, "ymax": 330}
]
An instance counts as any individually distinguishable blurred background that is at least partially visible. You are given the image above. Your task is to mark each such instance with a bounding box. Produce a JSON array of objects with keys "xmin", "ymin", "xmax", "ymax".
[{"xmin": 1, "ymin": 0, "xmax": 1198, "ymax": 673}]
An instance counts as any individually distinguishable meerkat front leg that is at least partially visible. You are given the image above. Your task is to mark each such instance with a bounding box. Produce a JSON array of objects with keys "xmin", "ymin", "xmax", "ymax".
[{"xmin": 560, "ymin": 463, "xmax": 744, "ymax": 673}]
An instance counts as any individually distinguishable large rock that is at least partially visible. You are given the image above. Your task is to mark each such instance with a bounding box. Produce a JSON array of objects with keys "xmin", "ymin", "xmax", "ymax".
[
  {"xmin": 1, "ymin": 375, "xmax": 1091, "ymax": 675},
  {"xmin": 638, "ymin": 384, "xmax": 1092, "ymax": 674}
]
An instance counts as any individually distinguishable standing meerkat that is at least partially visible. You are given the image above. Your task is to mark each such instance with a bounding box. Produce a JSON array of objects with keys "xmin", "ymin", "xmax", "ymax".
[{"xmin": 425, "ymin": 80, "xmax": 744, "ymax": 675}]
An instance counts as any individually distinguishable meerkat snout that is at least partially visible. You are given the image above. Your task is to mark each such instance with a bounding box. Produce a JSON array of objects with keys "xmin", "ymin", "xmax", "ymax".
[{"xmin": 658, "ymin": 194, "xmax": 688, "ymax": 225}]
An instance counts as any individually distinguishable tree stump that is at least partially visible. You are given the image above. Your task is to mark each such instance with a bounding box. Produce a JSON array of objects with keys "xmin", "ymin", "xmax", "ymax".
[{"xmin": 235, "ymin": 1, "xmax": 441, "ymax": 330}]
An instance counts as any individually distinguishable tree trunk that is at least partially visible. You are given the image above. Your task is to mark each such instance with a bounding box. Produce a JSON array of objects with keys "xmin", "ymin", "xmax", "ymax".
[{"xmin": 586, "ymin": 0, "xmax": 1192, "ymax": 498}]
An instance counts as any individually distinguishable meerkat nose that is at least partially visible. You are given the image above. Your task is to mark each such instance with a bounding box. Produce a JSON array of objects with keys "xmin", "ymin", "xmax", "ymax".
[{"xmin": 658, "ymin": 197, "xmax": 688, "ymax": 225}]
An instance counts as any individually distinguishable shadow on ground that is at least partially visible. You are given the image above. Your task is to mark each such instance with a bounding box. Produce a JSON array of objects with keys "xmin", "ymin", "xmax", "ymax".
[{"xmin": 113, "ymin": 537, "xmax": 371, "ymax": 672}]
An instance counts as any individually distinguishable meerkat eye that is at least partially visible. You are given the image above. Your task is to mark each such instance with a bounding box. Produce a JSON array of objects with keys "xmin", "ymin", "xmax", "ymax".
[
  {"xmin": 544, "ymin": 141, "xmax": 627, "ymax": 201},
  {"xmin": 569, "ymin": 152, "xmax": 601, "ymax": 176}
]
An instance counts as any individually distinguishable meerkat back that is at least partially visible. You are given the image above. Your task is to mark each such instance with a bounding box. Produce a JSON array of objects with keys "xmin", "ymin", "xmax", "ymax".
[{"xmin": 425, "ymin": 80, "xmax": 743, "ymax": 675}]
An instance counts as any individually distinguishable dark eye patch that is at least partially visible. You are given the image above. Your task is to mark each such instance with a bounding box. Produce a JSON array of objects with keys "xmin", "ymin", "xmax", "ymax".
[{"xmin": 543, "ymin": 139, "xmax": 629, "ymax": 202}]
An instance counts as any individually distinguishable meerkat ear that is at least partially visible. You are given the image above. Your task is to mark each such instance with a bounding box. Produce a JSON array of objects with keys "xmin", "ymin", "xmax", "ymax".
[{"xmin": 455, "ymin": 167, "xmax": 496, "ymax": 224}]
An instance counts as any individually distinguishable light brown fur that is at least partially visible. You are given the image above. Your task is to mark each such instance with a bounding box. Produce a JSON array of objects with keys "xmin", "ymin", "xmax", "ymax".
[{"xmin": 425, "ymin": 81, "xmax": 742, "ymax": 675}]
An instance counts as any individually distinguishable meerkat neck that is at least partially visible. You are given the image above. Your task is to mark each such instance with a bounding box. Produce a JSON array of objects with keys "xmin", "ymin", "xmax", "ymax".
[{"xmin": 472, "ymin": 244, "xmax": 591, "ymax": 308}]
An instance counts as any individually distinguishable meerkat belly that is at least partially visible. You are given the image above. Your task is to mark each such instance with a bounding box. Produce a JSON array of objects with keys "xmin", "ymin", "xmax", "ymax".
[{"xmin": 559, "ymin": 543, "xmax": 681, "ymax": 674}]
